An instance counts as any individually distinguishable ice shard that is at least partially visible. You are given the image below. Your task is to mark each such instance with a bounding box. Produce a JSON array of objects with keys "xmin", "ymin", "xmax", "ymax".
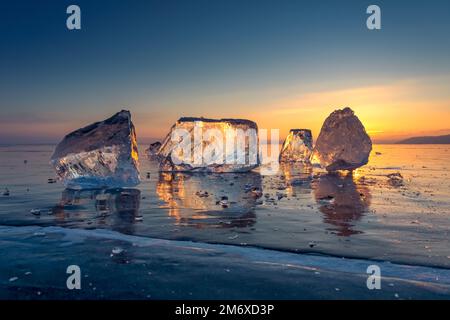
[
  {"xmin": 50, "ymin": 110, "xmax": 140, "ymax": 188},
  {"xmin": 157, "ymin": 117, "xmax": 260, "ymax": 172},
  {"xmin": 279, "ymin": 129, "xmax": 313, "ymax": 163},
  {"xmin": 311, "ymin": 107, "xmax": 372, "ymax": 171},
  {"xmin": 145, "ymin": 142, "xmax": 162, "ymax": 157}
]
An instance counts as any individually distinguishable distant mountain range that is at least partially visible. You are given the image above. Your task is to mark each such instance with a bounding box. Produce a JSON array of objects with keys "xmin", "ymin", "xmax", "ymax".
[{"xmin": 397, "ymin": 134, "xmax": 450, "ymax": 144}]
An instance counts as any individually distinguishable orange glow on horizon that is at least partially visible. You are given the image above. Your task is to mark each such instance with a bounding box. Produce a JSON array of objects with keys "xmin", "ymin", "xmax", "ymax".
[
  {"xmin": 1, "ymin": 77, "xmax": 449, "ymax": 144},
  {"xmin": 231, "ymin": 77, "xmax": 450, "ymax": 143}
]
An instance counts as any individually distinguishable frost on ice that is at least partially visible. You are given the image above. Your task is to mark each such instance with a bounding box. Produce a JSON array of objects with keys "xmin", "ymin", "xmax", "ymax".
[
  {"xmin": 50, "ymin": 110, "xmax": 140, "ymax": 188},
  {"xmin": 311, "ymin": 107, "xmax": 372, "ymax": 171},
  {"xmin": 279, "ymin": 129, "xmax": 313, "ymax": 163},
  {"xmin": 157, "ymin": 117, "xmax": 260, "ymax": 172}
]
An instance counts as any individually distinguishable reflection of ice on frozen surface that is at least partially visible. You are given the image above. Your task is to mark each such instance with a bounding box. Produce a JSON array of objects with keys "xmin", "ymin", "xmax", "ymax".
[
  {"xmin": 279, "ymin": 163, "xmax": 313, "ymax": 196},
  {"xmin": 312, "ymin": 172, "xmax": 371, "ymax": 236},
  {"xmin": 61, "ymin": 188, "xmax": 140, "ymax": 214},
  {"xmin": 156, "ymin": 172, "xmax": 261, "ymax": 228},
  {"xmin": 59, "ymin": 188, "xmax": 141, "ymax": 234}
]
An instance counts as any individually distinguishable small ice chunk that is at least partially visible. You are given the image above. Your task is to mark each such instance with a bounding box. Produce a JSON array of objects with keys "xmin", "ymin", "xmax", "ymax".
[
  {"xmin": 219, "ymin": 196, "xmax": 229, "ymax": 208},
  {"xmin": 50, "ymin": 110, "xmax": 140, "ymax": 189},
  {"xmin": 279, "ymin": 129, "xmax": 313, "ymax": 163},
  {"xmin": 387, "ymin": 173, "xmax": 404, "ymax": 187},
  {"xmin": 30, "ymin": 209, "xmax": 41, "ymax": 216},
  {"xmin": 111, "ymin": 247, "xmax": 124, "ymax": 255},
  {"xmin": 145, "ymin": 142, "xmax": 162, "ymax": 158},
  {"xmin": 311, "ymin": 108, "xmax": 372, "ymax": 171},
  {"xmin": 250, "ymin": 187, "xmax": 263, "ymax": 198},
  {"xmin": 195, "ymin": 191, "xmax": 209, "ymax": 198}
]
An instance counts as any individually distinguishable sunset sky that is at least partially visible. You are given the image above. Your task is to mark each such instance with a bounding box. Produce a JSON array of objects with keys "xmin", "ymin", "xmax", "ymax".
[{"xmin": 1, "ymin": 0, "xmax": 450, "ymax": 144}]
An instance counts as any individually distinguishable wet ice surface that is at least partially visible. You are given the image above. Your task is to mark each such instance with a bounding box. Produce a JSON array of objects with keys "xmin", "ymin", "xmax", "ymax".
[
  {"xmin": 1, "ymin": 144, "xmax": 450, "ymax": 299},
  {"xmin": 1, "ymin": 225, "xmax": 450, "ymax": 299}
]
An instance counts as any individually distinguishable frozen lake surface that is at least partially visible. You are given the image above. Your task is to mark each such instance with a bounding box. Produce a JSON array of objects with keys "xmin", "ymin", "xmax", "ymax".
[{"xmin": 1, "ymin": 144, "xmax": 450, "ymax": 299}]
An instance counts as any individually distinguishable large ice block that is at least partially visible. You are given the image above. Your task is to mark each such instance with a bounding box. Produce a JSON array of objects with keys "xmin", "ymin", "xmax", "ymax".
[
  {"xmin": 311, "ymin": 107, "xmax": 372, "ymax": 171},
  {"xmin": 157, "ymin": 117, "xmax": 260, "ymax": 172},
  {"xmin": 279, "ymin": 129, "xmax": 313, "ymax": 163},
  {"xmin": 50, "ymin": 110, "xmax": 140, "ymax": 188}
]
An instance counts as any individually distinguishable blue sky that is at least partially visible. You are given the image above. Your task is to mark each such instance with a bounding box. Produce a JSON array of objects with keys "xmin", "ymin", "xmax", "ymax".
[{"xmin": 1, "ymin": 0, "xmax": 450, "ymax": 143}]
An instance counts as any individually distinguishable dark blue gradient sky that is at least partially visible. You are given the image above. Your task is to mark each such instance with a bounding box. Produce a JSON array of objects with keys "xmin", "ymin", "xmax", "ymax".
[{"xmin": 1, "ymin": 0, "xmax": 450, "ymax": 143}]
